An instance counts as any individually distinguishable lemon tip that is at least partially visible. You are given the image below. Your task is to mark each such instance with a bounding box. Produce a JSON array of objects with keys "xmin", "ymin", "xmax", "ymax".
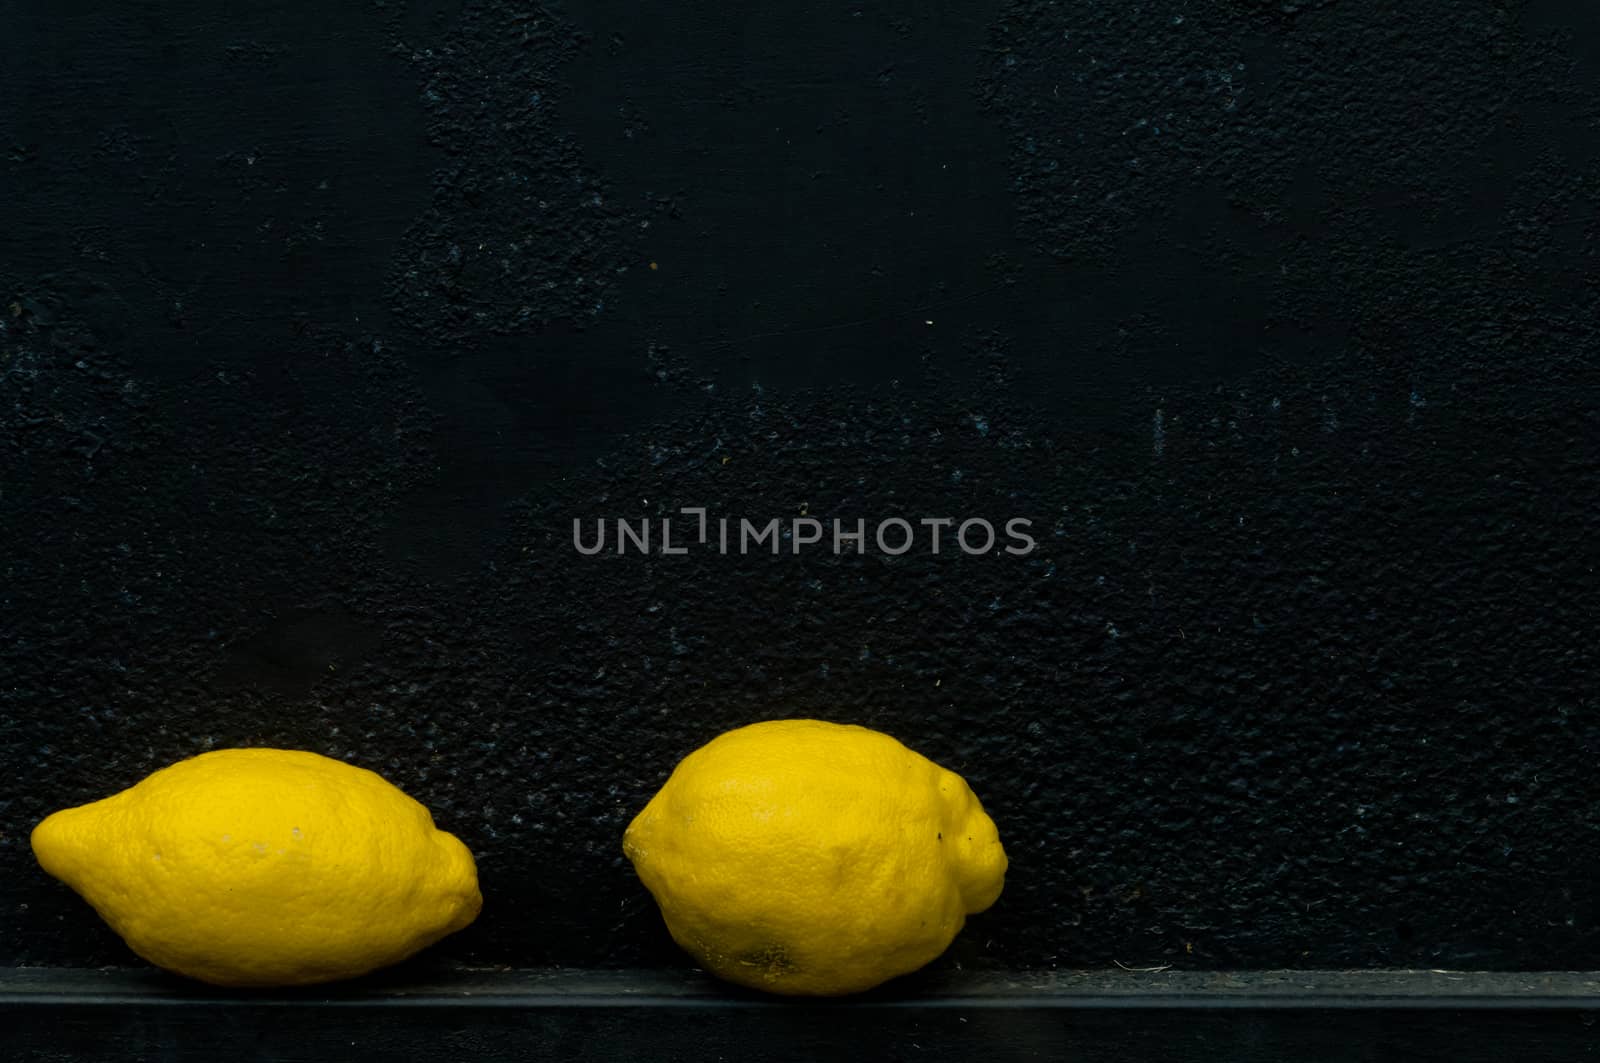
[{"xmin": 29, "ymin": 808, "xmax": 78, "ymax": 878}]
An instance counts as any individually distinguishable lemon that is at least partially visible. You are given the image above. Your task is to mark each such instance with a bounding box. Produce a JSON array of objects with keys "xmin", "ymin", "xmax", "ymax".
[
  {"xmin": 622, "ymin": 719, "xmax": 1006, "ymax": 996},
  {"xmin": 31, "ymin": 747, "xmax": 481, "ymax": 987}
]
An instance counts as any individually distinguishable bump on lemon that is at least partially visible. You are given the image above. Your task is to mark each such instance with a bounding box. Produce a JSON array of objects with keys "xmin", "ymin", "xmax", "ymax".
[
  {"xmin": 31, "ymin": 747, "xmax": 482, "ymax": 987},
  {"xmin": 622, "ymin": 719, "xmax": 1007, "ymax": 995}
]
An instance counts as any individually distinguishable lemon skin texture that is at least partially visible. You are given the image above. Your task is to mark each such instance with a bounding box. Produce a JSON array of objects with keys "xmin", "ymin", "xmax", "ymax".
[
  {"xmin": 31, "ymin": 747, "xmax": 482, "ymax": 987},
  {"xmin": 623, "ymin": 719, "xmax": 1007, "ymax": 996}
]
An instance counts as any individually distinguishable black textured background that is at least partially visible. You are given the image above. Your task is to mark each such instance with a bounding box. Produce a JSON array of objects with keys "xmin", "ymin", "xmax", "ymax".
[{"xmin": 2, "ymin": 0, "xmax": 1598, "ymax": 975}]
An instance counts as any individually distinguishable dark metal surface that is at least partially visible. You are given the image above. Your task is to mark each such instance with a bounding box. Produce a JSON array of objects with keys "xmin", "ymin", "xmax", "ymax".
[{"xmin": 3, "ymin": 969, "xmax": 1600, "ymax": 1061}]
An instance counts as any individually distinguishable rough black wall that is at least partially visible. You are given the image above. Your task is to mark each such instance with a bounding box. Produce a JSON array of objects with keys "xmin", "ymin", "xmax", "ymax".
[{"xmin": 2, "ymin": 0, "xmax": 1598, "ymax": 974}]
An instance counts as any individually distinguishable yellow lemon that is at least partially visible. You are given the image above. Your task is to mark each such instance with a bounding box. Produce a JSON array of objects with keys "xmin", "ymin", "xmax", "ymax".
[
  {"xmin": 623, "ymin": 719, "xmax": 1006, "ymax": 995},
  {"xmin": 31, "ymin": 747, "xmax": 481, "ymax": 987}
]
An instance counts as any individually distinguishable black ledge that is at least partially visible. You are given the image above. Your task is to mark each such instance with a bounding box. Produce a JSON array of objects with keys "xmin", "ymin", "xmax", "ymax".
[{"xmin": 4, "ymin": 967, "xmax": 1600, "ymax": 1061}]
